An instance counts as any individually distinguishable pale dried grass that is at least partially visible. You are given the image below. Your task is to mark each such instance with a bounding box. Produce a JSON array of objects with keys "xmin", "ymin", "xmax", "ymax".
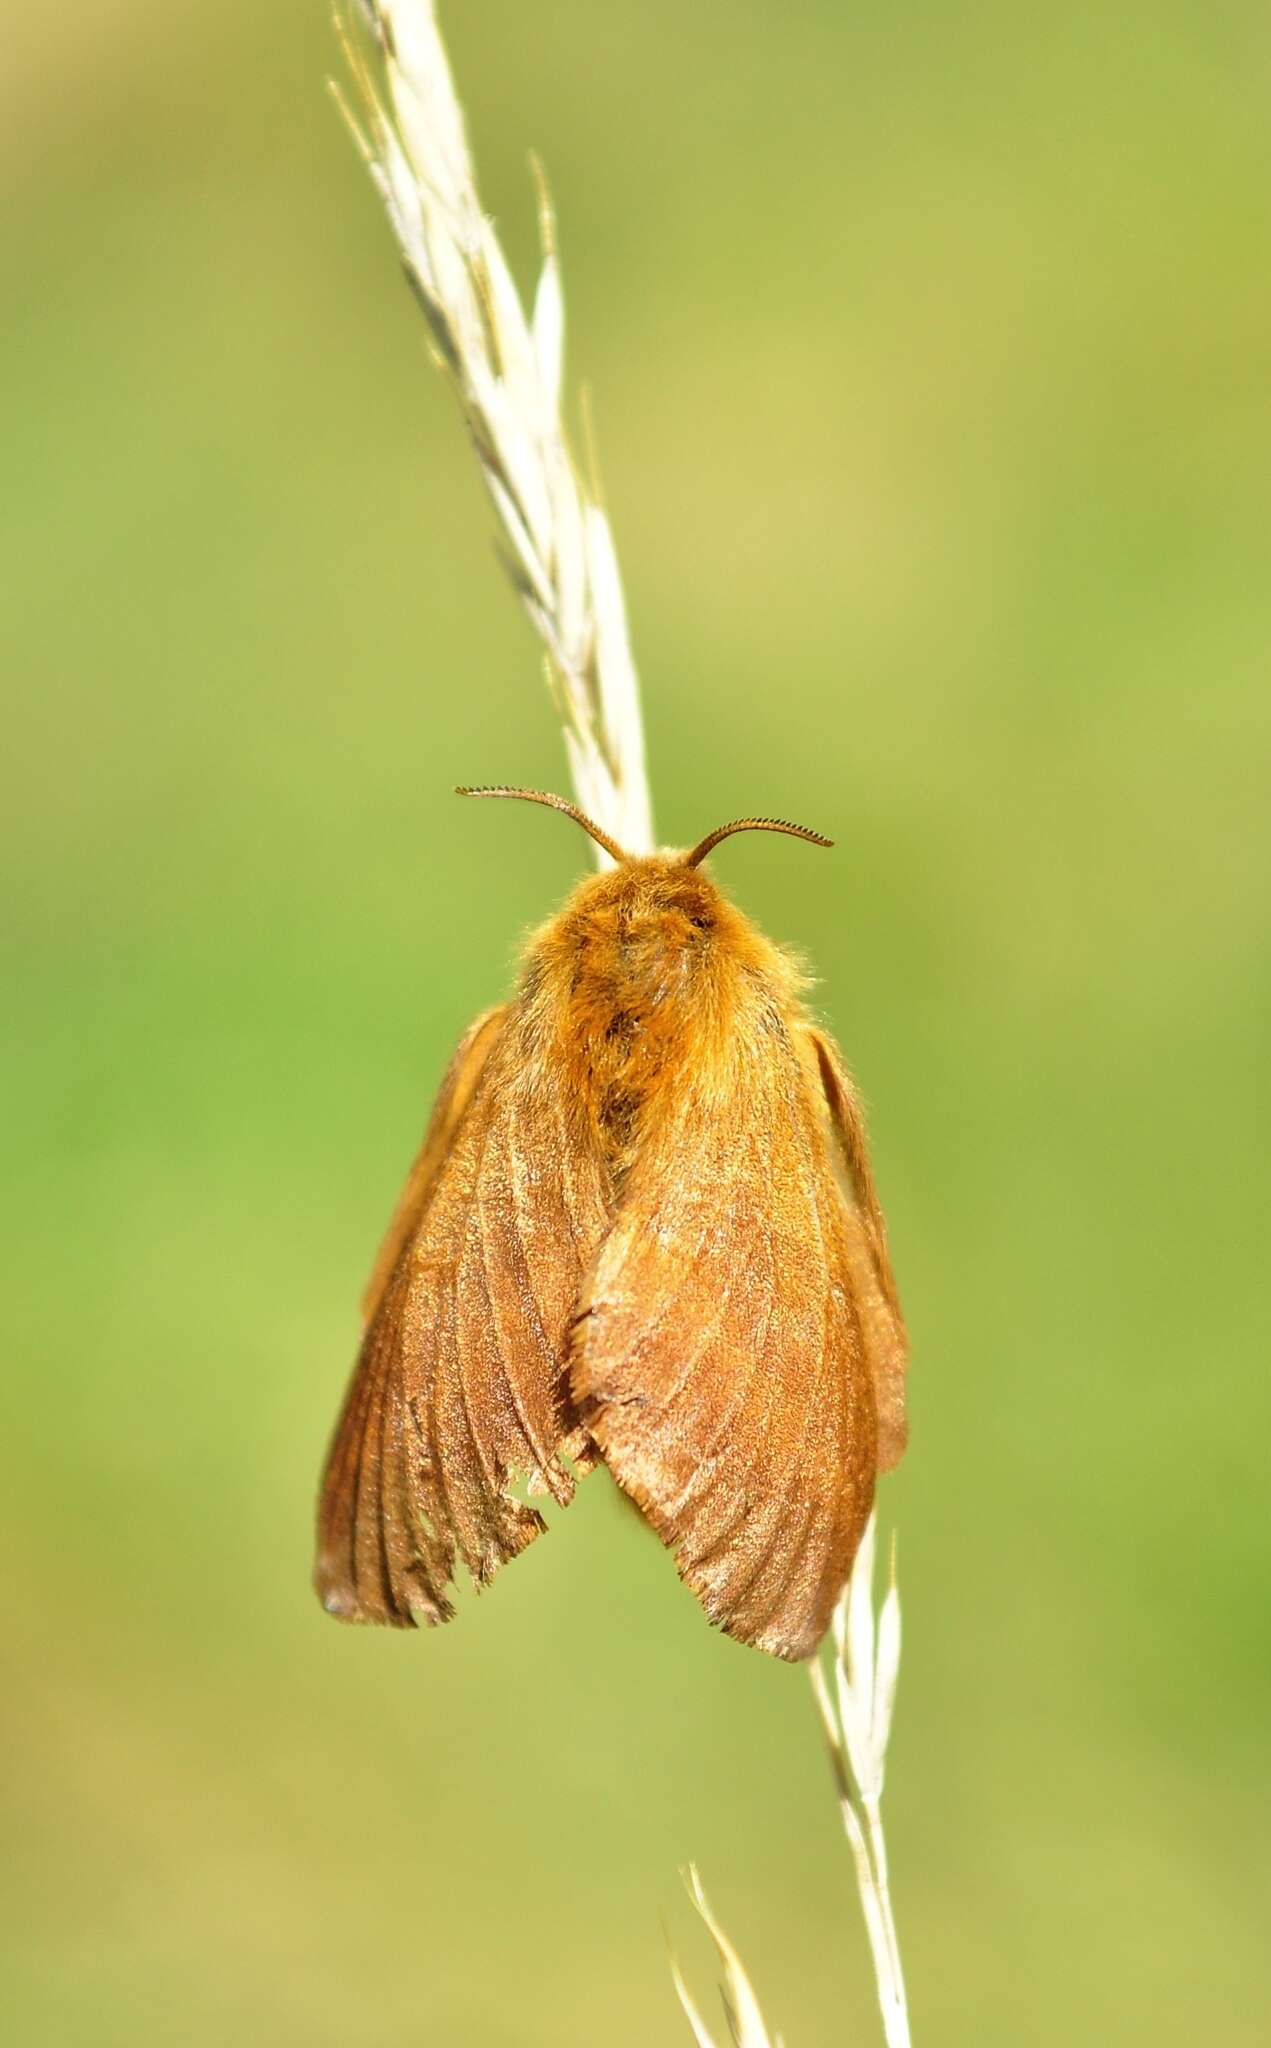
[
  {"xmin": 332, "ymin": 7, "xmax": 910, "ymax": 2042},
  {"xmin": 672, "ymin": 1519, "xmax": 910, "ymax": 2048},
  {"xmin": 334, "ymin": 0, "xmax": 652, "ymax": 862}
]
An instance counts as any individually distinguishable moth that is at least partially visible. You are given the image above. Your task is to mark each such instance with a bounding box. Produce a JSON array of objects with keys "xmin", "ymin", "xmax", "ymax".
[{"xmin": 315, "ymin": 786, "xmax": 907, "ymax": 1660}]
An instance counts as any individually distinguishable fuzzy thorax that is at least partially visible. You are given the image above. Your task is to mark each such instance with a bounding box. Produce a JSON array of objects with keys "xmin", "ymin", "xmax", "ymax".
[{"xmin": 517, "ymin": 856, "xmax": 806, "ymax": 1177}]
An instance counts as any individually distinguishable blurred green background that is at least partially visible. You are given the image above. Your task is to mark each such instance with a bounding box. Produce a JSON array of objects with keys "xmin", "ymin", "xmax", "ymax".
[{"xmin": 4, "ymin": 2, "xmax": 1269, "ymax": 2042}]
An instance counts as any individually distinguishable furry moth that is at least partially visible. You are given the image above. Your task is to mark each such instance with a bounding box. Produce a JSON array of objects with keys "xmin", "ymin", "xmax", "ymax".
[{"xmin": 315, "ymin": 787, "xmax": 907, "ymax": 1660}]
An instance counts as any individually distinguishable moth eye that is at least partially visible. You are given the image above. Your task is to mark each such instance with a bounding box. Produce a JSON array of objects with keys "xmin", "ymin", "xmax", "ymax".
[{"xmin": 689, "ymin": 914, "xmax": 714, "ymax": 932}]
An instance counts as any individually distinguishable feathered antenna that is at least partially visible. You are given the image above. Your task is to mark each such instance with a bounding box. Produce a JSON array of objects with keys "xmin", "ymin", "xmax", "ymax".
[
  {"xmin": 682, "ymin": 816, "xmax": 834, "ymax": 869},
  {"xmin": 456, "ymin": 784, "xmax": 630, "ymax": 865}
]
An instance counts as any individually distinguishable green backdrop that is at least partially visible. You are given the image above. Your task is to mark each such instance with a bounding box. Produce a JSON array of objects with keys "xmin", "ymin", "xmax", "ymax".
[{"xmin": 4, "ymin": 3, "xmax": 1268, "ymax": 2042}]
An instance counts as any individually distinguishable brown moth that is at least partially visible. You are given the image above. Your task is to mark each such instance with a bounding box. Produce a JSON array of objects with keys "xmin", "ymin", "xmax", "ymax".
[{"xmin": 315, "ymin": 786, "xmax": 907, "ymax": 1660}]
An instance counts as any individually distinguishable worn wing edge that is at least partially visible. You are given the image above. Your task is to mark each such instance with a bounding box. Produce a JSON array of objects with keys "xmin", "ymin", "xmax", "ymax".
[{"xmin": 806, "ymin": 1026, "xmax": 909, "ymax": 1471}]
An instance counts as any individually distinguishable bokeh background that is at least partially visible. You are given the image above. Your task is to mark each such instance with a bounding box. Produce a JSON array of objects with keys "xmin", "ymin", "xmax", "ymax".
[{"xmin": 4, "ymin": 2, "xmax": 1269, "ymax": 2042}]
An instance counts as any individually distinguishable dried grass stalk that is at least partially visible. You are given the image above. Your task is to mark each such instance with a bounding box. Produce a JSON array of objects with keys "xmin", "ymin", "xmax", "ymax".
[
  {"xmin": 810, "ymin": 1516, "xmax": 911, "ymax": 2048},
  {"xmin": 331, "ymin": 8, "xmax": 909, "ymax": 2043},
  {"xmin": 334, "ymin": 0, "xmax": 653, "ymax": 861},
  {"xmin": 674, "ymin": 1517, "xmax": 911, "ymax": 2048}
]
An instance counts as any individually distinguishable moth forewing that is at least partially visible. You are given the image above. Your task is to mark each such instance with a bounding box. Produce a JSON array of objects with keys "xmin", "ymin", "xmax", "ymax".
[
  {"xmin": 314, "ymin": 1001, "xmax": 607, "ymax": 1627},
  {"xmin": 359, "ymin": 1005, "xmax": 507, "ymax": 1329},
  {"xmin": 569, "ymin": 951, "xmax": 881, "ymax": 1661}
]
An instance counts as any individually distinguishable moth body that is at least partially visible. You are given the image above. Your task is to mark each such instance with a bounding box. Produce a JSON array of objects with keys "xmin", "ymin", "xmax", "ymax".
[{"xmin": 315, "ymin": 792, "xmax": 908, "ymax": 1661}]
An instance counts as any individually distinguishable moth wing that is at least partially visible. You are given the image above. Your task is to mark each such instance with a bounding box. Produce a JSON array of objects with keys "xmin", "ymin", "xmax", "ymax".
[
  {"xmin": 316, "ymin": 1008, "xmax": 607, "ymax": 1628},
  {"xmin": 571, "ymin": 1010, "xmax": 877, "ymax": 1661},
  {"xmin": 806, "ymin": 1029, "xmax": 909, "ymax": 1470},
  {"xmin": 360, "ymin": 1005, "xmax": 506, "ymax": 1328}
]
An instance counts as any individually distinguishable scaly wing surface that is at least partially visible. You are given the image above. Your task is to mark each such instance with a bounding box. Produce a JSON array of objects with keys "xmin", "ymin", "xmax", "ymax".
[
  {"xmin": 359, "ymin": 1006, "xmax": 505, "ymax": 1329},
  {"xmin": 316, "ymin": 1008, "xmax": 607, "ymax": 1626},
  {"xmin": 571, "ymin": 1008, "xmax": 878, "ymax": 1660}
]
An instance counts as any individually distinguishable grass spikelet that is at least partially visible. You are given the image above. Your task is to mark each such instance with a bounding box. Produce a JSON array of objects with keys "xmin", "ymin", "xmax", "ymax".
[
  {"xmin": 676, "ymin": 1518, "xmax": 910, "ymax": 2047},
  {"xmin": 669, "ymin": 1866, "xmax": 783, "ymax": 2048},
  {"xmin": 810, "ymin": 1516, "xmax": 911, "ymax": 2048},
  {"xmin": 334, "ymin": 0, "xmax": 652, "ymax": 861}
]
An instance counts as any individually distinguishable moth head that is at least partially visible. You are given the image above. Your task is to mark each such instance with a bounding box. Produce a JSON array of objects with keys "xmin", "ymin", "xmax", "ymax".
[{"xmin": 456, "ymin": 786, "xmax": 833, "ymax": 870}]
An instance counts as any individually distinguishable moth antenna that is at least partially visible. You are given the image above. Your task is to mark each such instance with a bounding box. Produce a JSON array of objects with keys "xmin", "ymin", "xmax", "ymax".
[
  {"xmin": 456, "ymin": 785, "xmax": 630, "ymax": 865},
  {"xmin": 682, "ymin": 816, "xmax": 834, "ymax": 868}
]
